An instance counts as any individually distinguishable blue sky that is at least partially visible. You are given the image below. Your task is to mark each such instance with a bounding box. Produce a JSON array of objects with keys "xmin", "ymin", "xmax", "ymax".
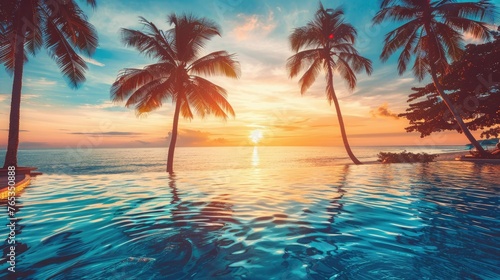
[{"xmin": 0, "ymin": 0, "xmax": 499, "ymax": 149}]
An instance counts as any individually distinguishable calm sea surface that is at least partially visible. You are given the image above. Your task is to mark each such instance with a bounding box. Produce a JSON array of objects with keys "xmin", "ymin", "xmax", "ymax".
[
  {"xmin": 1, "ymin": 146, "xmax": 499, "ymax": 279},
  {"xmin": 9, "ymin": 145, "xmax": 467, "ymax": 175}
]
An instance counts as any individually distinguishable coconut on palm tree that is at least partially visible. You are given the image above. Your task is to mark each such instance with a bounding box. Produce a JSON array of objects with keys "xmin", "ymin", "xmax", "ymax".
[
  {"xmin": 111, "ymin": 15, "xmax": 240, "ymax": 173},
  {"xmin": 373, "ymin": 0, "xmax": 495, "ymax": 156},
  {"xmin": 0, "ymin": 0, "xmax": 98, "ymax": 168},
  {"xmin": 287, "ymin": 3, "xmax": 373, "ymax": 164}
]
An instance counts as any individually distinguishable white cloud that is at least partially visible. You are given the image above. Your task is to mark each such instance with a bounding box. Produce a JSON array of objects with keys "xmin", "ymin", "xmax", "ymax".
[
  {"xmin": 79, "ymin": 100, "xmax": 118, "ymax": 109},
  {"xmin": 23, "ymin": 94, "xmax": 40, "ymax": 100},
  {"xmin": 82, "ymin": 56, "xmax": 105, "ymax": 67},
  {"xmin": 24, "ymin": 78, "xmax": 56, "ymax": 87}
]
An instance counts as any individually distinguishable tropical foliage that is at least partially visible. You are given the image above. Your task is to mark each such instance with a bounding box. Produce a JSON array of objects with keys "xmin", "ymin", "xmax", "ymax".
[
  {"xmin": 0, "ymin": 0, "xmax": 98, "ymax": 168},
  {"xmin": 400, "ymin": 36, "xmax": 500, "ymax": 139},
  {"xmin": 373, "ymin": 0, "xmax": 495, "ymax": 156},
  {"xmin": 378, "ymin": 151, "xmax": 438, "ymax": 163},
  {"xmin": 287, "ymin": 3, "xmax": 372, "ymax": 164},
  {"xmin": 111, "ymin": 14, "xmax": 240, "ymax": 173}
]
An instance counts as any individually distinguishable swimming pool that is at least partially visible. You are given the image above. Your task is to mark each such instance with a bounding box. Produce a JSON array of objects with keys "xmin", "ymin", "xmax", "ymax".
[{"xmin": 1, "ymin": 161, "xmax": 499, "ymax": 279}]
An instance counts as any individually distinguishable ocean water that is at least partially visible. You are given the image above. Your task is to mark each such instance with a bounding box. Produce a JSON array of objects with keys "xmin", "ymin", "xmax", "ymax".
[
  {"xmin": 1, "ymin": 146, "xmax": 499, "ymax": 279},
  {"xmin": 10, "ymin": 145, "xmax": 466, "ymax": 175}
]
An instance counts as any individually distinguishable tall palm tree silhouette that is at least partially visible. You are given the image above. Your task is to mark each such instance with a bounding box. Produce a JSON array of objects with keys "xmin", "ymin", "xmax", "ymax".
[
  {"xmin": 286, "ymin": 3, "xmax": 373, "ymax": 164},
  {"xmin": 373, "ymin": 0, "xmax": 495, "ymax": 156},
  {"xmin": 0, "ymin": 0, "xmax": 98, "ymax": 168},
  {"xmin": 111, "ymin": 15, "xmax": 240, "ymax": 173}
]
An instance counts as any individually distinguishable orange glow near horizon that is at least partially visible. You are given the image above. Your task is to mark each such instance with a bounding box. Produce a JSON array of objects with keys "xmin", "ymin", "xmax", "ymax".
[{"xmin": 0, "ymin": 105, "xmax": 485, "ymax": 150}]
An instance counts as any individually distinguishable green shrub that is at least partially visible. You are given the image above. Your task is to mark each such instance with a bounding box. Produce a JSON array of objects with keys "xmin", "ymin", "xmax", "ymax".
[{"xmin": 377, "ymin": 151, "xmax": 438, "ymax": 163}]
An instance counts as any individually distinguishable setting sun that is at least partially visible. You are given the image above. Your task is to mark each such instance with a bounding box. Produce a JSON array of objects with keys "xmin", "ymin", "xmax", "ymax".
[{"xmin": 250, "ymin": 130, "xmax": 263, "ymax": 144}]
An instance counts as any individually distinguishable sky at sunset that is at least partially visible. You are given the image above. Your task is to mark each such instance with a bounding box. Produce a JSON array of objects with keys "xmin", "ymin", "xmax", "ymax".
[{"xmin": 1, "ymin": 0, "xmax": 499, "ymax": 149}]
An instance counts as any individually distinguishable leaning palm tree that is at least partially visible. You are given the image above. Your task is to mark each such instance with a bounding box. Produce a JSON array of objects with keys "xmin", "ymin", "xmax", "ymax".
[
  {"xmin": 0, "ymin": 0, "xmax": 98, "ymax": 168},
  {"xmin": 111, "ymin": 15, "xmax": 240, "ymax": 173},
  {"xmin": 287, "ymin": 3, "xmax": 373, "ymax": 164},
  {"xmin": 373, "ymin": 0, "xmax": 495, "ymax": 156}
]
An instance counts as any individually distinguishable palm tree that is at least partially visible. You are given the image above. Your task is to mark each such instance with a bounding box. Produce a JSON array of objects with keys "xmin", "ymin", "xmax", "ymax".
[
  {"xmin": 287, "ymin": 3, "xmax": 373, "ymax": 164},
  {"xmin": 0, "ymin": 0, "xmax": 98, "ymax": 168},
  {"xmin": 111, "ymin": 15, "xmax": 240, "ymax": 173},
  {"xmin": 373, "ymin": 0, "xmax": 495, "ymax": 156}
]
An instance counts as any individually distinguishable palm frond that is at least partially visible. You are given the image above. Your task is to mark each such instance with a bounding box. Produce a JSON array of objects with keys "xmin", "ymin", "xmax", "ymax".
[
  {"xmin": 189, "ymin": 51, "xmax": 240, "ymax": 78},
  {"xmin": 397, "ymin": 26, "xmax": 419, "ymax": 74},
  {"xmin": 179, "ymin": 97, "xmax": 194, "ymax": 119},
  {"xmin": 381, "ymin": 19, "xmax": 422, "ymax": 62},
  {"xmin": 333, "ymin": 22, "xmax": 357, "ymax": 44},
  {"xmin": 187, "ymin": 76, "xmax": 235, "ymax": 119},
  {"xmin": 44, "ymin": 15, "xmax": 88, "ymax": 88},
  {"xmin": 111, "ymin": 68, "xmax": 156, "ymax": 102},
  {"xmin": 298, "ymin": 57, "xmax": 322, "ymax": 94},
  {"xmin": 435, "ymin": 0, "xmax": 495, "ymax": 21},
  {"xmin": 168, "ymin": 13, "xmax": 221, "ymax": 62},
  {"xmin": 0, "ymin": 25, "xmax": 28, "ymax": 72},
  {"xmin": 433, "ymin": 21, "xmax": 464, "ymax": 61},
  {"xmin": 373, "ymin": 5, "xmax": 421, "ymax": 24},
  {"xmin": 325, "ymin": 68, "xmax": 336, "ymax": 104},
  {"xmin": 444, "ymin": 16, "xmax": 492, "ymax": 41},
  {"xmin": 134, "ymin": 83, "xmax": 170, "ymax": 115},
  {"xmin": 121, "ymin": 26, "xmax": 173, "ymax": 61},
  {"xmin": 338, "ymin": 52, "xmax": 373, "ymax": 75},
  {"xmin": 331, "ymin": 42, "xmax": 358, "ymax": 54},
  {"xmin": 335, "ymin": 57, "xmax": 358, "ymax": 90},
  {"xmin": 24, "ymin": 4, "xmax": 43, "ymax": 56},
  {"xmin": 48, "ymin": 0, "xmax": 98, "ymax": 56},
  {"xmin": 137, "ymin": 16, "xmax": 176, "ymax": 62},
  {"xmin": 0, "ymin": 0, "xmax": 34, "ymax": 71},
  {"xmin": 412, "ymin": 49, "xmax": 430, "ymax": 81},
  {"xmin": 289, "ymin": 26, "xmax": 321, "ymax": 52},
  {"xmin": 286, "ymin": 49, "xmax": 322, "ymax": 78},
  {"xmin": 125, "ymin": 75, "xmax": 176, "ymax": 112}
]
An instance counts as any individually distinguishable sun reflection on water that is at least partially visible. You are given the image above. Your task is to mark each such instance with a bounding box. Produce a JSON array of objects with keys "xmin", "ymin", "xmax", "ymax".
[{"xmin": 252, "ymin": 146, "xmax": 259, "ymax": 167}]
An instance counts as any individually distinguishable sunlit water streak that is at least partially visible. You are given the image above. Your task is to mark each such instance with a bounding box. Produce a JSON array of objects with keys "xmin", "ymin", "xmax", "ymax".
[{"xmin": 0, "ymin": 147, "xmax": 498, "ymax": 279}]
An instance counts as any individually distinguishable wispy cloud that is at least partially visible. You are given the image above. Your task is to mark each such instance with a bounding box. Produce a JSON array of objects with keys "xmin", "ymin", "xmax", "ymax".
[
  {"xmin": 24, "ymin": 78, "xmax": 56, "ymax": 88},
  {"xmin": 166, "ymin": 129, "xmax": 210, "ymax": 146},
  {"xmin": 69, "ymin": 131, "xmax": 143, "ymax": 136},
  {"xmin": 232, "ymin": 12, "xmax": 276, "ymax": 41},
  {"xmin": 80, "ymin": 101, "xmax": 119, "ymax": 109},
  {"xmin": 82, "ymin": 56, "xmax": 105, "ymax": 67},
  {"xmin": 350, "ymin": 132, "xmax": 410, "ymax": 138}
]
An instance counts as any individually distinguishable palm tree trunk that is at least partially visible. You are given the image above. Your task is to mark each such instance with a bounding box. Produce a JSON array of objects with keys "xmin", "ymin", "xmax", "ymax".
[
  {"xmin": 3, "ymin": 27, "xmax": 25, "ymax": 169},
  {"xmin": 429, "ymin": 67, "xmax": 487, "ymax": 156},
  {"xmin": 327, "ymin": 65, "xmax": 362, "ymax": 164},
  {"xmin": 166, "ymin": 100, "xmax": 182, "ymax": 173}
]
